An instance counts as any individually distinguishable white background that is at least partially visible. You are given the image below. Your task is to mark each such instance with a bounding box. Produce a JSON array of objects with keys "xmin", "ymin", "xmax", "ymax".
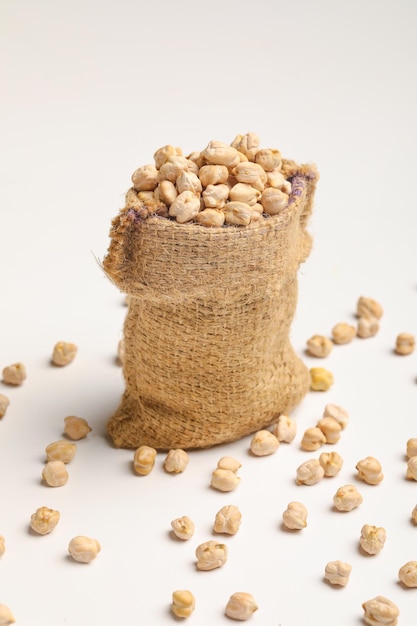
[{"xmin": 1, "ymin": 0, "xmax": 417, "ymax": 624}]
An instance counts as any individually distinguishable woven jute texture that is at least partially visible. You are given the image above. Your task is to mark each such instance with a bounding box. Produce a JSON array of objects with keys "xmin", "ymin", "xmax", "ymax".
[{"xmin": 103, "ymin": 160, "xmax": 318, "ymax": 450}]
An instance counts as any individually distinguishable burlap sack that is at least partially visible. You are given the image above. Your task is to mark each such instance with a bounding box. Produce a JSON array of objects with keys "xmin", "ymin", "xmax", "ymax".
[{"xmin": 103, "ymin": 159, "xmax": 318, "ymax": 450}]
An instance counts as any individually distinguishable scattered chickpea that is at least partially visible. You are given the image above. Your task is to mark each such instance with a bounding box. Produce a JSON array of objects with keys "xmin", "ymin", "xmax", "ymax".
[
  {"xmin": 171, "ymin": 516, "xmax": 195, "ymax": 541},
  {"xmin": 333, "ymin": 484, "xmax": 363, "ymax": 511},
  {"xmin": 51, "ymin": 341, "xmax": 78, "ymax": 366},
  {"xmin": 357, "ymin": 296, "xmax": 384, "ymax": 320},
  {"xmin": 171, "ymin": 590, "xmax": 195, "ymax": 618},
  {"xmin": 357, "ymin": 316, "xmax": 379, "ymax": 338},
  {"xmin": 406, "ymin": 438, "xmax": 417, "ymax": 459},
  {"xmin": 164, "ymin": 449, "xmax": 189, "ymax": 474},
  {"xmin": 324, "ymin": 560, "xmax": 352, "ymax": 586},
  {"xmin": 0, "ymin": 535, "xmax": 5, "ymax": 557},
  {"xmin": 45, "ymin": 440, "xmax": 77, "ymax": 464},
  {"xmin": 395, "ymin": 332, "xmax": 415, "ymax": 355},
  {"xmin": 309, "ymin": 367, "xmax": 334, "ymax": 391},
  {"xmin": 68, "ymin": 535, "xmax": 101, "ymax": 563},
  {"xmin": 398, "ymin": 561, "xmax": 417, "ymax": 588},
  {"xmin": 250, "ymin": 430, "xmax": 279, "ymax": 456},
  {"xmin": 331, "ymin": 322, "xmax": 356, "ymax": 344},
  {"xmin": 42, "ymin": 461, "xmax": 69, "ymax": 487},
  {"xmin": 217, "ymin": 456, "xmax": 242, "ymax": 473},
  {"xmin": 0, "ymin": 604, "xmax": 15, "ymax": 625},
  {"xmin": 362, "ymin": 596, "xmax": 399, "ymax": 626},
  {"xmin": 213, "ymin": 505, "xmax": 242, "ymax": 535},
  {"xmin": 133, "ymin": 445, "xmax": 157, "ymax": 476},
  {"xmin": 195, "ymin": 540, "xmax": 228, "ymax": 571},
  {"xmin": 296, "ymin": 459, "xmax": 324, "ymax": 485},
  {"xmin": 2, "ymin": 362, "xmax": 26, "ymax": 385},
  {"xmin": 272, "ymin": 414, "xmax": 297, "ymax": 443},
  {"xmin": 316, "ymin": 417, "xmax": 341, "ymax": 444},
  {"xmin": 63, "ymin": 415, "xmax": 92, "ymax": 440},
  {"xmin": 300, "ymin": 427, "xmax": 326, "ymax": 451},
  {"xmin": 356, "ymin": 456, "xmax": 384, "ymax": 485},
  {"xmin": 306, "ymin": 335, "xmax": 333, "ymax": 358},
  {"xmin": 411, "ymin": 504, "xmax": 417, "ymax": 525},
  {"xmin": 211, "ymin": 468, "xmax": 241, "ymax": 492},
  {"xmin": 117, "ymin": 338, "xmax": 125, "ymax": 365},
  {"xmin": 225, "ymin": 592, "xmax": 258, "ymax": 621},
  {"xmin": 322, "ymin": 403, "xmax": 349, "ymax": 429},
  {"xmin": 30, "ymin": 506, "xmax": 60, "ymax": 535},
  {"xmin": 359, "ymin": 524, "xmax": 387, "ymax": 555},
  {"xmin": 406, "ymin": 456, "xmax": 417, "ymax": 481},
  {"xmin": 319, "ymin": 451, "xmax": 343, "ymax": 477},
  {"xmin": 282, "ymin": 501, "xmax": 308, "ymax": 530},
  {"xmin": 0, "ymin": 394, "xmax": 10, "ymax": 418}
]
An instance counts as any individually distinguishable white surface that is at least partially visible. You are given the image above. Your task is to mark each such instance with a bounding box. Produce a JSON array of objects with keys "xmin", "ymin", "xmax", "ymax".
[{"xmin": 1, "ymin": 0, "xmax": 417, "ymax": 624}]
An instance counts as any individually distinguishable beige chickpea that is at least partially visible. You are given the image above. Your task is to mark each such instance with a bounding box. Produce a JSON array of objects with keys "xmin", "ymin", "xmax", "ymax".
[
  {"xmin": 300, "ymin": 427, "xmax": 326, "ymax": 451},
  {"xmin": 411, "ymin": 504, "xmax": 417, "ymax": 525},
  {"xmin": 51, "ymin": 341, "xmax": 78, "ymax": 366},
  {"xmin": 232, "ymin": 161, "xmax": 266, "ymax": 186},
  {"xmin": 250, "ymin": 430, "xmax": 279, "ymax": 456},
  {"xmin": 217, "ymin": 456, "xmax": 241, "ymax": 473},
  {"xmin": 30, "ymin": 506, "xmax": 60, "ymax": 535},
  {"xmin": 324, "ymin": 560, "xmax": 352, "ymax": 586},
  {"xmin": 153, "ymin": 144, "xmax": 177, "ymax": 169},
  {"xmin": 0, "ymin": 535, "xmax": 5, "ymax": 557},
  {"xmin": 117, "ymin": 338, "xmax": 125, "ymax": 365},
  {"xmin": 158, "ymin": 179, "xmax": 178, "ymax": 206},
  {"xmin": 398, "ymin": 561, "xmax": 417, "ymax": 588},
  {"xmin": 306, "ymin": 335, "xmax": 333, "ymax": 358},
  {"xmin": 362, "ymin": 596, "xmax": 399, "ymax": 626},
  {"xmin": 171, "ymin": 516, "xmax": 195, "ymax": 541},
  {"xmin": 0, "ymin": 604, "xmax": 15, "ymax": 625},
  {"xmin": 63, "ymin": 415, "xmax": 92, "ymax": 440},
  {"xmin": 395, "ymin": 332, "xmax": 415, "ymax": 355},
  {"xmin": 272, "ymin": 414, "xmax": 297, "ymax": 443},
  {"xmin": 319, "ymin": 451, "xmax": 343, "ymax": 477},
  {"xmin": 186, "ymin": 150, "xmax": 205, "ymax": 169},
  {"xmin": 195, "ymin": 208, "xmax": 226, "ymax": 227},
  {"xmin": 255, "ymin": 148, "xmax": 282, "ymax": 171},
  {"xmin": 176, "ymin": 170, "xmax": 202, "ymax": 195},
  {"xmin": 68, "ymin": 535, "xmax": 101, "ymax": 563},
  {"xmin": 357, "ymin": 316, "xmax": 380, "ymax": 338},
  {"xmin": 225, "ymin": 592, "xmax": 258, "ymax": 621},
  {"xmin": 158, "ymin": 155, "xmax": 189, "ymax": 182},
  {"xmin": 211, "ymin": 468, "xmax": 240, "ymax": 492},
  {"xmin": 331, "ymin": 323, "xmax": 356, "ymax": 344},
  {"xmin": 316, "ymin": 417, "xmax": 341, "ymax": 444},
  {"xmin": 260, "ymin": 187, "xmax": 289, "ymax": 215},
  {"xmin": 322, "ymin": 403, "xmax": 349, "ymax": 429},
  {"xmin": 265, "ymin": 169, "xmax": 292, "ymax": 193},
  {"xmin": 213, "ymin": 505, "xmax": 242, "ymax": 535},
  {"xmin": 282, "ymin": 501, "xmax": 308, "ymax": 530},
  {"xmin": 131, "ymin": 164, "xmax": 159, "ymax": 191},
  {"xmin": 42, "ymin": 461, "xmax": 69, "ymax": 487},
  {"xmin": 230, "ymin": 132, "xmax": 260, "ymax": 161},
  {"xmin": 357, "ymin": 296, "xmax": 383, "ymax": 320},
  {"xmin": 133, "ymin": 445, "xmax": 157, "ymax": 476},
  {"xmin": 228, "ymin": 182, "xmax": 261, "ymax": 205},
  {"xmin": 356, "ymin": 456, "xmax": 384, "ymax": 485},
  {"xmin": 198, "ymin": 164, "xmax": 229, "ymax": 186},
  {"xmin": 309, "ymin": 367, "xmax": 334, "ymax": 391},
  {"xmin": 169, "ymin": 190, "xmax": 201, "ymax": 223},
  {"xmin": 296, "ymin": 459, "xmax": 324, "ymax": 485},
  {"xmin": 171, "ymin": 590, "xmax": 195, "ymax": 618},
  {"xmin": 195, "ymin": 540, "xmax": 228, "ymax": 571},
  {"xmin": 406, "ymin": 456, "xmax": 417, "ymax": 481},
  {"xmin": 333, "ymin": 484, "xmax": 363, "ymax": 511},
  {"xmin": 164, "ymin": 449, "xmax": 189, "ymax": 474},
  {"xmin": 406, "ymin": 438, "xmax": 417, "ymax": 459},
  {"xmin": 45, "ymin": 440, "xmax": 76, "ymax": 464},
  {"xmin": 359, "ymin": 524, "xmax": 386, "ymax": 555},
  {"xmin": 2, "ymin": 362, "xmax": 26, "ymax": 385},
  {"xmin": 0, "ymin": 394, "xmax": 10, "ymax": 418},
  {"xmin": 201, "ymin": 140, "xmax": 240, "ymax": 168},
  {"xmin": 223, "ymin": 201, "xmax": 256, "ymax": 226},
  {"xmin": 202, "ymin": 183, "xmax": 229, "ymax": 209}
]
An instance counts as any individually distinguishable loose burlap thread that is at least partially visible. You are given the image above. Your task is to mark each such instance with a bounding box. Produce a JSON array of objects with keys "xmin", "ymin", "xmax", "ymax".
[{"xmin": 103, "ymin": 160, "xmax": 318, "ymax": 450}]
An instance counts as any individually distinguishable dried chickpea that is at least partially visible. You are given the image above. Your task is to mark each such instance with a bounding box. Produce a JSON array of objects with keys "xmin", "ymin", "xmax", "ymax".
[
  {"xmin": 198, "ymin": 164, "xmax": 229, "ymax": 186},
  {"xmin": 250, "ymin": 430, "xmax": 279, "ymax": 456},
  {"xmin": 213, "ymin": 505, "xmax": 242, "ymax": 535},
  {"xmin": 171, "ymin": 516, "xmax": 195, "ymax": 540},
  {"xmin": 309, "ymin": 367, "xmax": 334, "ymax": 391},
  {"xmin": 356, "ymin": 456, "xmax": 384, "ymax": 485},
  {"xmin": 333, "ymin": 484, "xmax": 363, "ymax": 511},
  {"xmin": 63, "ymin": 415, "xmax": 91, "ymax": 440},
  {"xmin": 323, "ymin": 403, "xmax": 349, "ymax": 429},
  {"xmin": 300, "ymin": 427, "xmax": 326, "ymax": 451},
  {"xmin": 411, "ymin": 504, "xmax": 417, "ymax": 525},
  {"xmin": 158, "ymin": 156, "xmax": 189, "ymax": 182},
  {"xmin": 229, "ymin": 182, "xmax": 261, "ymax": 205},
  {"xmin": 211, "ymin": 468, "xmax": 240, "ymax": 492},
  {"xmin": 359, "ymin": 524, "xmax": 386, "ymax": 555},
  {"xmin": 255, "ymin": 147, "xmax": 282, "ymax": 171},
  {"xmin": 266, "ymin": 169, "xmax": 291, "ymax": 193},
  {"xmin": 357, "ymin": 296, "xmax": 383, "ymax": 320},
  {"xmin": 153, "ymin": 144, "xmax": 176, "ymax": 169},
  {"xmin": 171, "ymin": 590, "xmax": 195, "ymax": 618},
  {"xmin": 232, "ymin": 161, "xmax": 266, "ymax": 186},
  {"xmin": 45, "ymin": 440, "xmax": 76, "ymax": 464},
  {"xmin": 51, "ymin": 341, "xmax": 78, "ymax": 366},
  {"xmin": 319, "ymin": 451, "xmax": 343, "ymax": 477},
  {"xmin": 406, "ymin": 456, "xmax": 417, "ymax": 481},
  {"xmin": 164, "ymin": 449, "xmax": 189, "ymax": 473},
  {"xmin": 272, "ymin": 414, "xmax": 297, "ymax": 443},
  {"xmin": 68, "ymin": 535, "xmax": 101, "ymax": 563},
  {"xmin": 0, "ymin": 394, "xmax": 10, "ymax": 418},
  {"xmin": 42, "ymin": 461, "xmax": 69, "ymax": 487},
  {"xmin": 195, "ymin": 208, "xmax": 225, "ymax": 227},
  {"xmin": 131, "ymin": 164, "xmax": 159, "ymax": 191},
  {"xmin": 331, "ymin": 322, "xmax": 356, "ymax": 344},
  {"xmin": 117, "ymin": 338, "xmax": 125, "ymax": 365},
  {"xmin": 202, "ymin": 184, "xmax": 229, "ymax": 209},
  {"xmin": 316, "ymin": 417, "xmax": 341, "ymax": 444},
  {"xmin": 223, "ymin": 201, "xmax": 255, "ymax": 226},
  {"xmin": 217, "ymin": 456, "xmax": 242, "ymax": 473},
  {"xmin": 362, "ymin": 596, "xmax": 399, "ymax": 626},
  {"xmin": 30, "ymin": 506, "xmax": 60, "ymax": 535},
  {"xmin": 158, "ymin": 179, "xmax": 178, "ymax": 206},
  {"xmin": 282, "ymin": 501, "xmax": 308, "ymax": 530},
  {"xmin": 0, "ymin": 535, "xmax": 5, "ymax": 557},
  {"xmin": 230, "ymin": 132, "xmax": 260, "ymax": 162},
  {"xmin": 0, "ymin": 604, "xmax": 15, "ymax": 625},
  {"xmin": 225, "ymin": 592, "xmax": 258, "ymax": 621},
  {"xmin": 357, "ymin": 316, "xmax": 379, "ymax": 338},
  {"xmin": 324, "ymin": 560, "xmax": 352, "ymax": 586},
  {"xmin": 296, "ymin": 459, "xmax": 324, "ymax": 485},
  {"xmin": 395, "ymin": 332, "xmax": 415, "ymax": 355},
  {"xmin": 169, "ymin": 190, "xmax": 201, "ymax": 223},
  {"xmin": 133, "ymin": 445, "xmax": 157, "ymax": 476},
  {"xmin": 306, "ymin": 335, "xmax": 333, "ymax": 358},
  {"xmin": 406, "ymin": 438, "xmax": 417, "ymax": 459},
  {"xmin": 176, "ymin": 170, "xmax": 202, "ymax": 195},
  {"xmin": 201, "ymin": 140, "xmax": 240, "ymax": 168},
  {"xmin": 2, "ymin": 362, "xmax": 26, "ymax": 385},
  {"xmin": 195, "ymin": 540, "xmax": 228, "ymax": 571},
  {"xmin": 260, "ymin": 187, "xmax": 288, "ymax": 215},
  {"xmin": 398, "ymin": 561, "xmax": 417, "ymax": 587}
]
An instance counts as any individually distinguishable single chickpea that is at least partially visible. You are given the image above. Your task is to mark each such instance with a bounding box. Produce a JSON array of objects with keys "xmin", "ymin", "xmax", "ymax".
[
  {"xmin": 319, "ymin": 451, "xmax": 343, "ymax": 477},
  {"xmin": 272, "ymin": 414, "xmax": 297, "ymax": 443},
  {"xmin": 217, "ymin": 456, "xmax": 241, "ymax": 473},
  {"xmin": 282, "ymin": 501, "xmax": 308, "ymax": 530},
  {"xmin": 322, "ymin": 403, "xmax": 349, "ymax": 429},
  {"xmin": 0, "ymin": 604, "xmax": 15, "ymax": 625},
  {"xmin": 324, "ymin": 560, "xmax": 352, "ymax": 586},
  {"xmin": 362, "ymin": 596, "xmax": 399, "ymax": 626},
  {"xmin": 406, "ymin": 456, "xmax": 417, "ymax": 481},
  {"xmin": 195, "ymin": 540, "xmax": 228, "ymax": 571},
  {"xmin": 225, "ymin": 592, "xmax": 258, "ymax": 621},
  {"xmin": 331, "ymin": 322, "xmax": 356, "ymax": 344},
  {"xmin": 42, "ymin": 461, "xmax": 69, "ymax": 487},
  {"xmin": 300, "ymin": 427, "xmax": 326, "ymax": 451},
  {"xmin": 68, "ymin": 535, "xmax": 101, "ymax": 563},
  {"xmin": 359, "ymin": 524, "xmax": 386, "ymax": 555},
  {"xmin": 296, "ymin": 459, "xmax": 324, "ymax": 485},
  {"xmin": 333, "ymin": 484, "xmax": 363, "ymax": 511},
  {"xmin": 356, "ymin": 456, "xmax": 384, "ymax": 485},
  {"xmin": 0, "ymin": 394, "xmax": 10, "ymax": 418},
  {"xmin": 357, "ymin": 316, "xmax": 379, "ymax": 338},
  {"xmin": 171, "ymin": 590, "xmax": 195, "ymax": 618},
  {"xmin": 309, "ymin": 367, "xmax": 334, "ymax": 391},
  {"xmin": 164, "ymin": 449, "xmax": 189, "ymax": 474},
  {"xmin": 411, "ymin": 504, "xmax": 417, "ymax": 525},
  {"xmin": 0, "ymin": 535, "xmax": 5, "ymax": 557},
  {"xmin": 357, "ymin": 296, "xmax": 383, "ymax": 320},
  {"xmin": 63, "ymin": 415, "xmax": 91, "ymax": 440},
  {"xmin": 133, "ymin": 445, "xmax": 157, "ymax": 476},
  {"xmin": 30, "ymin": 506, "xmax": 60, "ymax": 535},
  {"xmin": 316, "ymin": 417, "xmax": 342, "ymax": 444},
  {"xmin": 171, "ymin": 516, "xmax": 195, "ymax": 540},
  {"xmin": 406, "ymin": 438, "xmax": 417, "ymax": 459},
  {"xmin": 306, "ymin": 335, "xmax": 333, "ymax": 358},
  {"xmin": 398, "ymin": 561, "xmax": 417, "ymax": 588},
  {"xmin": 395, "ymin": 332, "xmax": 415, "ymax": 355},
  {"xmin": 51, "ymin": 341, "xmax": 78, "ymax": 366},
  {"xmin": 250, "ymin": 430, "xmax": 279, "ymax": 456},
  {"xmin": 213, "ymin": 505, "xmax": 242, "ymax": 535},
  {"xmin": 211, "ymin": 468, "xmax": 240, "ymax": 492},
  {"xmin": 2, "ymin": 362, "xmax": 26, "ymax": 385},
  {"xmin": 117, "ymin": 338, "xmax": 125, "ymax": 365},
  {"xmin": 45, "ymin": 440, "xmax": 76, "ymax": 464}
]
